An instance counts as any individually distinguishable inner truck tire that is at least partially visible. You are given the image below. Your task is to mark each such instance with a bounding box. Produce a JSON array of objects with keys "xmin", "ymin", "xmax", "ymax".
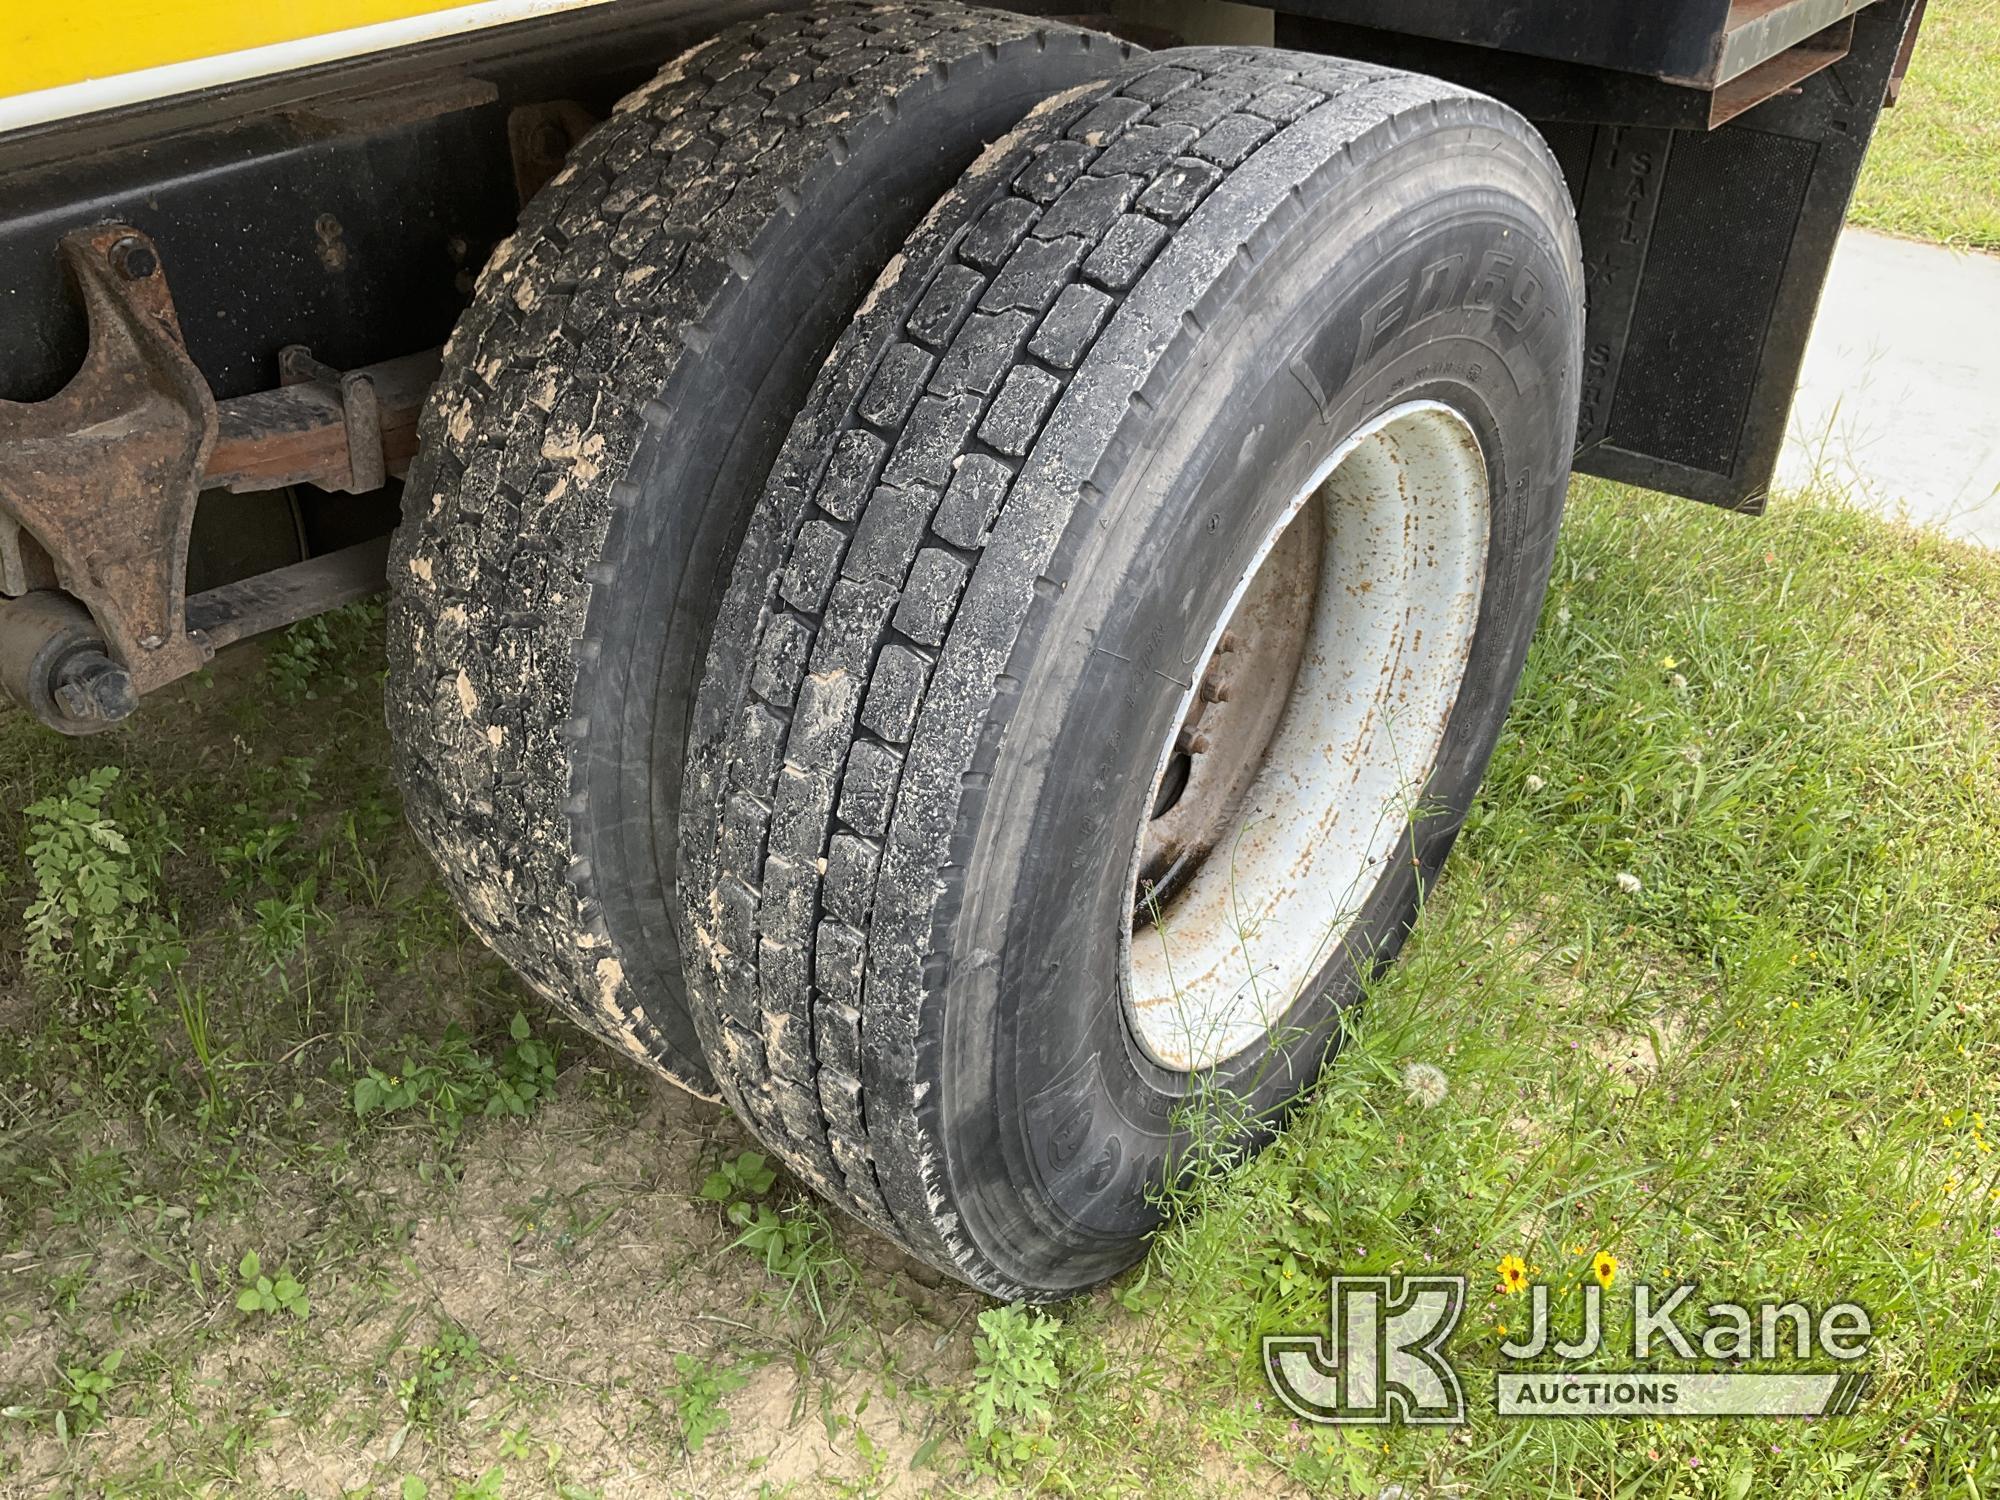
[
  {"xmin": 680, "ymin": 46, "xmax": 1583, "ymax": 1296},
  {"xmin": 385, "ymin": 5, "xmax": 1130, "ymax": 1095}
]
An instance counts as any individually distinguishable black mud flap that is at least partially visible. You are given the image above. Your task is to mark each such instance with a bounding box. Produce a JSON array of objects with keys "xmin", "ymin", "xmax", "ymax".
[
  {"xmin": 1277, "ymin": 0, "xmax": 1924, "ymax": 510},
  {"xmin": 1547, "ymin": 0, "xmax": 1920, "ymax": 509}
]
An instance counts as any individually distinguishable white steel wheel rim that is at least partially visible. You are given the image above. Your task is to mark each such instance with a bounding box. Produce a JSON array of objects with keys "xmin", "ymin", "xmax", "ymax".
[{"xmin": 1120, "ymin": 400, "xmax": 1490, "ymax": 1073}]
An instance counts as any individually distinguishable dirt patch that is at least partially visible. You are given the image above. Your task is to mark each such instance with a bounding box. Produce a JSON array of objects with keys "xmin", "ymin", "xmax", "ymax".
[
  {"xmin": 1589, "ymin": 1013, "xmax": 1687, "ymax": 1083},
  {"xmin": 0, "ymin": 1047, "xmax": 991, "ymax": 1497}
]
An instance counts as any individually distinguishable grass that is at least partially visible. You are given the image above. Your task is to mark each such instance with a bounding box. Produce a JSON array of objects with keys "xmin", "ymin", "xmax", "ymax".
[
  {"xmin": 1850, "ymin": 0, "xmax": 2000, "ymax": 249},
  {"xmin": 0, "ymin": 478, "xmax": 1995, "ymax": 1497}
]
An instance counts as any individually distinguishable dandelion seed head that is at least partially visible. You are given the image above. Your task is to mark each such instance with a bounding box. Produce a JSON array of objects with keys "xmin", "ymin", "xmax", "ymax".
[{"xmin": 1402, "ymin": 1061, "xmax": 1449, "ymax": 1109}]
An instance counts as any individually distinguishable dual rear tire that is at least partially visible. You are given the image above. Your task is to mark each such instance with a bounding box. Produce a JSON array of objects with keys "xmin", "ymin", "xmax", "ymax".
[
  {"xmin": 385, "ymin": 4, "xmax": 1130, "ymax": 1096},
  {"xmin": 389, "ymin": 11, "xmax": 1583, "ymax": 1298}
]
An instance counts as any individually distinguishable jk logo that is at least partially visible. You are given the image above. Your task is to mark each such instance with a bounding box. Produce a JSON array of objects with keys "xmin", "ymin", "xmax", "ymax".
[{"xmin": 1263, "ymin": 1275, "xmax": 1467, "ymax": 1425}]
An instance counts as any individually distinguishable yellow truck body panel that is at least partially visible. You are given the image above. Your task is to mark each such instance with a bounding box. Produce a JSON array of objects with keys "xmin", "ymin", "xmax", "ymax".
[{"xmin": 0, "ymin": 0, "xmax": 616, "ymax": 128}]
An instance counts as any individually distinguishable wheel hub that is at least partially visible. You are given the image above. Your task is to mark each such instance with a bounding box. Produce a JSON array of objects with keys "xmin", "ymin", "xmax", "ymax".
[
  {"xmin": 1136, "ymin": 500, "xmax": 1322, "ymax": 918},
  {"xmin": 1121, "ymin": 400, "xmax": 1490, "ymax": 1073}
]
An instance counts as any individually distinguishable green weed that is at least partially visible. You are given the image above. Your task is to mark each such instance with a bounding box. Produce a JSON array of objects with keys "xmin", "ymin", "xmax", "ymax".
[
  {"xmin": 266, "ymin": 616, "xmax": 337, "ymax": 703},
  {"xmin": 21, "ymin": 767, "xmax": 172, "ymax": 989},
  {"xmin": 396, "ymin": 1325, "xmax": 487, "ymax": 1434},
  {"xmin": 398, "ymin": 1475, "xmax": 505, "ymax": 1500},
  {"xmin": 664, "ymin": 1351, "xmax": 751, "ymax": 1454},
  {"xmin": 53, "ymin": 1348, "xmax": 123, "ymax": 1443},
  {"xmin": 233, "ymin": 1251, "xmax": 310, "ymax": 1320},
  {"xmin": 699, "ymin": 1147, "xmax": 848, "ymax": 1322},
  {"xmin": 727, "ymin": 1202, "xmax": 846, "ymax": 1320},
  {"xmin": 964, "ymin": 1305, "xmax": 1063, "ymax": 1478},
  {"xmin": 352, "ymin": 1012, "xmax": 558, "ymax": 1135},
  {"xmin": 700, "ymin": 1148, "xmax": 778, "ymax": 1204}
]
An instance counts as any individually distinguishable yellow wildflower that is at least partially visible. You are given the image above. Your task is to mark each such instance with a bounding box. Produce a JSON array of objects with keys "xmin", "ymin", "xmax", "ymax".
[{"xmin": 1592, "ymin": 1251, "xmax": 1619, "ymax": 1290}]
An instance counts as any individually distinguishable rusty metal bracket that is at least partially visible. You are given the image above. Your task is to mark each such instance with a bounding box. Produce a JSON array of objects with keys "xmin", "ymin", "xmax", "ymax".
[
  {"xmin": 0, "ymin": 224, "xmax": 216, "ymax": 693},
  {"xmin": 0, "ymin": 223, "xmax": 446, "ymax": 734}
]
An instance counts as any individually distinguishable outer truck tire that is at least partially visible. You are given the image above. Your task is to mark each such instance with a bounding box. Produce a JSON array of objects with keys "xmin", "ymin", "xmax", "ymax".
[{"xmin": 679, "ymin": 47, "xmax": 1584, "ymax": 1295}]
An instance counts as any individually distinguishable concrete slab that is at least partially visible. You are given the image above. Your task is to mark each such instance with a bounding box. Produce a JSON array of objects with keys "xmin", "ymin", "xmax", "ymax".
[{"xmin": 1777, "ymin": 228, "xmax": 2000, "ymax": 543}]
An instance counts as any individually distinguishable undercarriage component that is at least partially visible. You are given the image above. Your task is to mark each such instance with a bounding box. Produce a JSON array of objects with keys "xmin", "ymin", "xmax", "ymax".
[
  {"xmin": 0, "ymin": 592, "xmax": 139, "ymax": 735},
  {"xmin": 0, "ymin": 223, "xmax": 439, "ymax": 733},
  {"xmin": 0, "ymin": 224, "xmax": 216, "ymax": 695},
  {"xmin": 0, "ymin": 539, "xmax": 395, "ymax": 736},
  {"xmin": 209, "ymin": 347, "xmax": 439, "ymax": 496},
  {"xmin": 505, "ymin": 99, "xmax": 598, "ymax": 205},
  {"xmin": 184, "ymin": 537, "xmax": 393, "ymax": 655}
]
